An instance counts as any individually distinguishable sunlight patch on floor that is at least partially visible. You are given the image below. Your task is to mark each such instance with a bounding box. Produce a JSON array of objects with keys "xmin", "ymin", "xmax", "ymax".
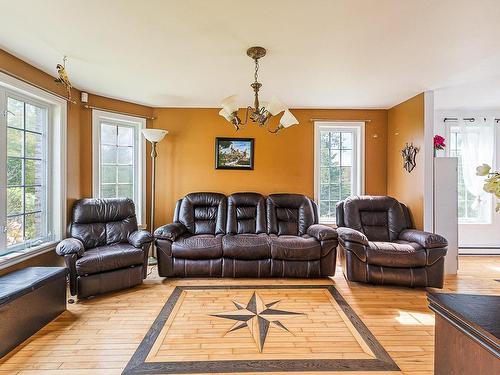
[{"xmin": 395, "ymin": 311, "xmax": 435, "ymax": 325}]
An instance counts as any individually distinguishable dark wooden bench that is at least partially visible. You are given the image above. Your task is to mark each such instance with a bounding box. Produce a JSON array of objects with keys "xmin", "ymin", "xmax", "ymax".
[{"xmin": 0, "ymin": 266, "xmax": 68, "ymax": 358}]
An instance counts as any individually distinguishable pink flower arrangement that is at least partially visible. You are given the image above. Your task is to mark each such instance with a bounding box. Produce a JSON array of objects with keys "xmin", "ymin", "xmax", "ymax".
[{"xmin": 434, "ymin": 135, "xmax": 446, "ymax": 150}]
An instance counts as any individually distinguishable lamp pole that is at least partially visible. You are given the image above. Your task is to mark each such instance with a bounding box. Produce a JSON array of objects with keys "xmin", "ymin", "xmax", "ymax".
[
  {"xmin": 149, "ymin": 140, "xmax": 158, "ymax": 265},
  {"xmin": 141, "ymin": 128, "xmax": 168, "ymax": 266}
]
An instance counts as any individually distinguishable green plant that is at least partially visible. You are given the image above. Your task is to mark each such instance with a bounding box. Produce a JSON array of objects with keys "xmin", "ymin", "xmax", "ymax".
[{"xmin": 476, "ymin": 164, "xmax": 500, "ymax": 212}]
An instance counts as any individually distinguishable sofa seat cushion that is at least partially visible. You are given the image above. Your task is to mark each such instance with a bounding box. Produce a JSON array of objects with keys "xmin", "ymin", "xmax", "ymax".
[
  {"xmin": 171, "ymin": 235, "xmax": 223, "ymax": 260},
  {"xmin": 222, "ymin": 234, "xmax": 271, "ymax": 260},
  {"xmin": 366, "ymin": 241, "xmax": 426, "ymax": 267},
  {"xmin": 270, "ymin": 235, "xmax": 321, "ymax": 261},
  {"xmin": 76, "ymin": 244, "xmax": 144, "ymax": 276}
]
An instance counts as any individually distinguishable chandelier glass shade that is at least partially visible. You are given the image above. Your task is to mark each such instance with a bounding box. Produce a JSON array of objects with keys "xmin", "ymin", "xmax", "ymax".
[{"xmin": 219, "ymin": 46, "xmax": 298, "ymax": 133}]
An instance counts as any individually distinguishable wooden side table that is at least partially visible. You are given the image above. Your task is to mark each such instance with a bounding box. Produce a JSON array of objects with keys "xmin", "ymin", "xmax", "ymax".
[{"xmin": 428, "ymin": 293, "xmax": 500, "ymax": 375}]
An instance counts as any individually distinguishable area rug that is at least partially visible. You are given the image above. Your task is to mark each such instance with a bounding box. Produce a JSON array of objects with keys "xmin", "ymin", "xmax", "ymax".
[{"xmin": 123, "ymin": 285, "xmax": 400, "ymax": 374}]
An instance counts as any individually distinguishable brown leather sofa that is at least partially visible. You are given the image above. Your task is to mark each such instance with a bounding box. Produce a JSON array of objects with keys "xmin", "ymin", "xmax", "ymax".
[
  {"xmin": 56, "ymin": 198, "xmax": 153, "ymax": 298},
  {"xmin": 154, "ymin": 192, "xmax": 338, "ymax": 278},
  {"xmin": 336, "ymin": 196, "xmax": 448, "ymax": 288}
]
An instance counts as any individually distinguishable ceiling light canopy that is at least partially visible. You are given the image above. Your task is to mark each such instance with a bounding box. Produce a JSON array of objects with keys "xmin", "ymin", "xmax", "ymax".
[{"xmin": 219, "ymin": 46, "xmax": 298, "ymax": 133}]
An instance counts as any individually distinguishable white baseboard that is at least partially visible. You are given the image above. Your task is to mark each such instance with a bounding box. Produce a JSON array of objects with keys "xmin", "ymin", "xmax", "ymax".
[{"xmin": 459, "ymin": 248, "xmax": 500, "ymax": 255}]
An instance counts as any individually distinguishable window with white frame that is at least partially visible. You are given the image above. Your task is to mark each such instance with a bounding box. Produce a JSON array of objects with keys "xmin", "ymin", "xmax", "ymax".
[
  {"xmin": 449, "ymin": 126, "xmax": 490, "ymax": 223},
  {"xmin": 314, "ymin": 122, "xmax": 364, "ymax": 223},
  {"xmin": 0, "ymin": 75, "xmax": 66, "ymax": 259},
  {"xmin": 92, "ymin": 110, "xmax": 145, "ymax": 224}
]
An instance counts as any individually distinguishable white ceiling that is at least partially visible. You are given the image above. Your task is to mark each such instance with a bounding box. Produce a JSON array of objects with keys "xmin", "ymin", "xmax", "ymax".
[{"xmin": 1, "ymin": 0, "xmax": 499, "ymax": 109}]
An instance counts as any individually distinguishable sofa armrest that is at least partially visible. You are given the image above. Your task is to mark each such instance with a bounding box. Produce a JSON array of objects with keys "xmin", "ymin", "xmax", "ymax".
[
  {"xmin": 399, "ymin": 229, "xmax": 448, "ymax": 249},
  {"xmin": 307, "ymin": 224, "xmax": 338, "ymax": 241},
  {"xmin": 55, "ymin": 238, "xmax": 85, "ymax": 256},
  {"xmin": 337, "ymin": 227, "xmax": 369, "ymax": 246},
  {"xmin": 128, "ymin": 230, "xmax": 154, "ymax": 248},
  {"xmin": 154, "ymin": 223, "xmax": 188, "ymax": 241}
]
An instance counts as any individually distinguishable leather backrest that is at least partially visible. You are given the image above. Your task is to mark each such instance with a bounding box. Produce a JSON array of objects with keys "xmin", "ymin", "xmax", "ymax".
[
  {"xmin": 173, "ymin": 199, "xmax": 183, "ymax": 222},
  {"xmin": 266, "ymin": 194, "xmax": 315, "ymax": 236},
  {"xmin": 336, "ymin": 201, "xmax": 345, "ymax": 227},
  {"xmin": 341, "ymin": 196, "xmax": 408, "ymax": 241},
  {"xmin": 70, "ymin": 198, "xmax": 138, "ymax": 249},
  {"xmin": 227, "ymin": 193, "xmax": 266, "ymax": 234},
  {"xmin": 178, "ymin": 192, "xmax": 227, "ymax": 235}
]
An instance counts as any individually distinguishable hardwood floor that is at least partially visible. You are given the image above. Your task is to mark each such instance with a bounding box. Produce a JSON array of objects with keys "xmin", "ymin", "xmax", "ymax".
[{"xmin": 0, "ymin": 256, "xmax": 498, "ymax": 375}]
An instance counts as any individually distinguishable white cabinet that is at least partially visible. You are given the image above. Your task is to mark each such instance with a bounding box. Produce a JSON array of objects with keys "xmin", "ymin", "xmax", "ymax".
[{"xmin": 434, "ymin": 157, "xmax": 459, "ymax": 275}]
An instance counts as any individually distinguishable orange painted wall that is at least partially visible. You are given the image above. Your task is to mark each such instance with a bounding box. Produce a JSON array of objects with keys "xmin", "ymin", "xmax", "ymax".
[
  {"xmin": 387, "ymin": 93, "xmax": 425, "ymax": 229},
  {"xmin": 0, "ymin": 49, "xmax": 83, "ymax": 221},
  {"xmin": 150, "ymin": 108, "xmax": 387, "ymax": 226},
  {"xmin": 1, "ymin": 48, "xmax": 392, "ymax": 261}
]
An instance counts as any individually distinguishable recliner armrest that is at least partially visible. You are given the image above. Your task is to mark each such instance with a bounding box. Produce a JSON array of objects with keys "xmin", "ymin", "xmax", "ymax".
[
  {"xmin": 307, "ymin": 224, "xmax": 338, "ymax": 241},
  {"xmin": 337, "ymin": 227, "xmax": 369, "ymax": 246},
  {"xmin": 55, "ymin": 238, "xmax": 85, "ymax": 256},
  {"xmin": 398, "ymin": 229, "xmax": 448, "ymax": 249},
  {"xmin": 154, "ymin": 223, "xmax": 188, "ymax": 241},
  {"xmin": 128, "ymin": 230, "xmax": 154, "ymax": 248}
]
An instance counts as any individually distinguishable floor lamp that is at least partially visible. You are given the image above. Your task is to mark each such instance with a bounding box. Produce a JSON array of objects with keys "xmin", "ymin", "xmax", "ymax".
[{"xmin": 142, "ymin": 128, "xmax": 168, "ymax": 265}]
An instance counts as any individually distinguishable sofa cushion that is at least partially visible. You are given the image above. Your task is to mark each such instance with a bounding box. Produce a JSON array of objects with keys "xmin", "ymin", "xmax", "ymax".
[
  {"xmin": 267, "ymin": 194, "xmax": 316, "ymax": 236},
  {"xmin": 270, "ymin": 235, "xmax": 321, "ymax": 261},
  {"xmin": 178, "ymin": 193, "xmax": 227, "ymax": 235},
  {"xmin": 342, "ymin": 196, "xmax": 407, "ymax": 242},
  {"xmin": 171, "ymin": 234, "xmax": 223, "ymax": 259},
  {"xmin": 366, "ymin": 241, "xmax": 427, "ymax": 267},
  {"xmin": 76, "ymin": 244, "xmax": 144, "ymax": 276},
  {"xmin": 222, "ymin": 234, "xmax": 271, "ymax": 260},
  {"xmin": 227, "ymin": 193, "xmax": 266, "ymax": 234},
  {"xmin": 71, "ymin": 198, "xmax": 138, "ymax": 248}
]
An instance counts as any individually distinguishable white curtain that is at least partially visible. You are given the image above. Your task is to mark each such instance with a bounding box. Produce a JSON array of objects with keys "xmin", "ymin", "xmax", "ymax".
[{"xmin": 457, "ymin": 118, "xmax": 494, "ymax": 206}]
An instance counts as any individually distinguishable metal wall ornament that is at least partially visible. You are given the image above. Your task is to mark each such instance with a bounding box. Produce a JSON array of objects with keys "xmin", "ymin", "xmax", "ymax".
[{"xmin": 401, "ymin": 143, "xmax": 419, "ymax": 173}]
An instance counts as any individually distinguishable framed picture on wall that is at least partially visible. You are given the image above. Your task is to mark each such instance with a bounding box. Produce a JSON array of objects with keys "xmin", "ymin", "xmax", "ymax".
[{"xmin": 215, "ymin": 137, "xmax": 254, "ymax": 170}]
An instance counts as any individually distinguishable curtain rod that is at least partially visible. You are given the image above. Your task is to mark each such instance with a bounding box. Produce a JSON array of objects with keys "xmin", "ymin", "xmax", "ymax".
[
  {"xmin": 444, "ymin": 117, "xmax": 500, "ymax": 123},
  {"xmin": 0, "ymin": 67, "xmax": 77, "ymax": 104},
  {"xmin": 309, "ymin": 118, "xmax": 372, "ymax": 123},
  {"xmin": 83, "ymin": 104, "xmax": 156, "ymax": 120}
]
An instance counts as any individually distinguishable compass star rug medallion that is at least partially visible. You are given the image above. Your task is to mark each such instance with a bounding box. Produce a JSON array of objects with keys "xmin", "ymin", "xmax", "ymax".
[{"xmin": 123, "ymin": 285, "xmax": 400, "ymax": 374}]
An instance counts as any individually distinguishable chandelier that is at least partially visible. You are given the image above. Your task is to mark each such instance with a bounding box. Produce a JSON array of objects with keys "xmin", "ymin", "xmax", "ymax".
[{"xmin": 219, "ymin": 46, "xmax": 298, "ymax": 133}]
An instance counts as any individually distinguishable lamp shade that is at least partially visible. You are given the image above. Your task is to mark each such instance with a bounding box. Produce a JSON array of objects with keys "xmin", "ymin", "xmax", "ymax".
[
  {"xmin": 141, "ymin": 129, "xmax": 168, "ymax": 143},
  {"xmin": 279, "ymin": 109, "xmax": 299, "ymax": 128},
  {"xmin": 219, "ymin": 108, "xmax": 234, "ymax": 122},
  {"xmin": 266, "ymin": 97, "xmax": 286, "ymax": 116},
  {"xmin": 220, "ymin": 95, "xmax": 239, "ymax": 114}
]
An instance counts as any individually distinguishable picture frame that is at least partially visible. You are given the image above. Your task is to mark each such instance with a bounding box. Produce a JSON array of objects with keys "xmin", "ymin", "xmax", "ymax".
[{"xmin": 215, "ymin": 137, "xmax": 254, "ymax": 170}]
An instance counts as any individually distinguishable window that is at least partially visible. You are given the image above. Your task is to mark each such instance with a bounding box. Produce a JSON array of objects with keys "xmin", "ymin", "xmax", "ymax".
[
  {"xmin": 314, "ymin": 122, "xmax": 364, "ymax": 223},
  {"xmin": 0, "ymin": 73, "xmax": 66, "ymax": 260},
  {"xmin": 6, "ymin": 96, "xmax": 48, "ymax": 249},
  {"xmin": 92, "ymin": 110, "xmax": 145, "ymax": 224},
  {"xmin": 449, "ymin": 126, "xmax": 490, "ymax": 223}
]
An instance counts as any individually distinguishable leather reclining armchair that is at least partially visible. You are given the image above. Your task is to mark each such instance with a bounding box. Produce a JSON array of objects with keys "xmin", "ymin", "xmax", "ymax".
[
  {"xmin": 56, "ymin": 198, "xmax": 153, "ymax": 298},
  {"xmin": 336, "ymin": 196, "xmax": 448, "ymax": 288},
  {"xmin": 154, "ymin": 192, "xmax": 338, "ymax": 278}
]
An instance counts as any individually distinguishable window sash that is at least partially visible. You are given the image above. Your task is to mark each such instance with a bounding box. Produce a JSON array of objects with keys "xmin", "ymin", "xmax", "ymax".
[
  {"xmin": 92, "ymin": 110, "xmax": 146, "ymax": 225},
  {"xmin": 314, "ymin": 122, "xmax": 364, "ymax": 224},
  {"xmin": 1, "ymin": 90, "xmax": 52, "ymax": 255}
]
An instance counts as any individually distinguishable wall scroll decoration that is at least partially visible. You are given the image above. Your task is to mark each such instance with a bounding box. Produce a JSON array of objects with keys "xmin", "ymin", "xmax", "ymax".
[{"xmin": 401, "ymin": 143, "xmax": 419, "ymax": 173}]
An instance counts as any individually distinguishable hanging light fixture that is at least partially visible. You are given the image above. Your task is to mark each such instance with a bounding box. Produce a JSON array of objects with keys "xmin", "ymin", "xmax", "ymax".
[{"xmin": 219, "ymin": 46, "xmax": 299, "ymax": 133}]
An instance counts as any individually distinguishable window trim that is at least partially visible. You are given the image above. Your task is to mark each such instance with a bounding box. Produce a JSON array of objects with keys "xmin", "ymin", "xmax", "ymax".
[
  {"xmin": 92, "ymin": 110, "xmax": 146, "ymax": 225},
  {"xmin": 314, "ymin": 121, "xmax": 365, "ymax": 224},
  {"xmin": 0, "ymin": 71, "xmax": 67, "ymax": 262}
]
